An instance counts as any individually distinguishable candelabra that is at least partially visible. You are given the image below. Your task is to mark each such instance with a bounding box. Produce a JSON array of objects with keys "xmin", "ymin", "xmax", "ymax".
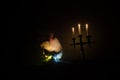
[{"xmin": 71, "ymin": 24, "xmax": 93, "ymax": 64}]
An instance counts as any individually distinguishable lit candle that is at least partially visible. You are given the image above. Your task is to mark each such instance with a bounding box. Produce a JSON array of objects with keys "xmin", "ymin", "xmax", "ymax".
[
  {"xmin": 72, "ymin": 27, "xmax": 75, "ymax": 37},
  {"xmin": 78, "ymin": 24, "xmax": 81, "ymax": 35},
  {"xmin": 86, "ymin": 24, "xmax": 88, "ymax": 36}
]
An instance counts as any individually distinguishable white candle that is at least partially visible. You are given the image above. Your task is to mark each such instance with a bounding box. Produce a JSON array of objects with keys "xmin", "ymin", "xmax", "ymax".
[
  {"xmin": 86, "ymin": 24, "xmax": 88, "ymax": 35},
  {"xmin": 78, "ymin": 24, "xmax": 81, "ymax": 35},
  {"xmin": 72, "ymin": 27, "xmax": 75, "ymax": 37}
]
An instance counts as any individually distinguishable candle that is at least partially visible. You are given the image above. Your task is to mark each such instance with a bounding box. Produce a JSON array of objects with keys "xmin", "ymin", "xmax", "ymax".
[
  {"xmin": 72, "ymin": 27, "xmax": 75, "ymax": 37},
  {"xmin": 86, "ymin": 24, "xmax": 88, "ymax": 35},
  {"xmin": 78, "ymin": 24, "xmax": 81, "ymax": 35}
]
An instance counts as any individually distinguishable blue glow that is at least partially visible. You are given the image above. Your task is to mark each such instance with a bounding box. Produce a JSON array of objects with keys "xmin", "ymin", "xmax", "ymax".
[{"xmin": 53, "ymin": 51, "xmax": 63, "ymax": 62}]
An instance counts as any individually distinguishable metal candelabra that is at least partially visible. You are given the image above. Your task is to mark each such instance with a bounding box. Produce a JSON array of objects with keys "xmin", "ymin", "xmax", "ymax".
[{"xmin": 72, "ymin": 34, "xmax": 92, "ymax": 64}]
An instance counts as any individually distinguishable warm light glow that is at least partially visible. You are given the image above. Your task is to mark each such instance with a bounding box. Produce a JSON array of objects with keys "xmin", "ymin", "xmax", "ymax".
[
  {"xmin": 86, "ymin": 24, "xmax": 88, "ymax": 35},
  {"xmin": 40, "ymin": 33, "xmax": 63, "ymax": 63},
  {"xmin": 45, "ymin": 55, "xmax": 52, "ymax": 61},
  {"xmin": 45, "ymin": 55, "xmax": 48, "ymax": 58},
  {"xmin": 47, "ymin": 55, "xmax": 52, "ymax": 60},
  {"xmin": 78, "ymin": 24, "xmax": 81, "ymax": 35},
  {"xmin": 40, "ymin": 38, "xmax": 62, "ymax": 53},
  {"xmin": 72, "ymin": 27, "xmax": 75, "ymax": 37}
]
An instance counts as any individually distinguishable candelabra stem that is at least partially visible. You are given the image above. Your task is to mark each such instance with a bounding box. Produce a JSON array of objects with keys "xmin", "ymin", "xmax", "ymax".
[
  {"xmin": 86, "ymin": 35, "xmax": 91, "ymax": 48},
  {"xmin": 72, "ymin": 37, "xmax": 76, "ymax": 48},
  {"xmin": 79, "ymin": 35, "xmax": 85, "ymax": 64}
]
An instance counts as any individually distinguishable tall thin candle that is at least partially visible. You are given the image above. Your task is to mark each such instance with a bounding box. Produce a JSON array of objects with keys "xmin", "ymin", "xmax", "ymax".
[
  {"xmin": 78, "ymin": 24, "xmax": 81, "ymax": 35},
  {"xmin": 86, "ymin": 24, "xmax": 88, "ymax": 36},
  {"xmin": 72, "ymin": 27, "xmax": 75, "ymax": 37}
]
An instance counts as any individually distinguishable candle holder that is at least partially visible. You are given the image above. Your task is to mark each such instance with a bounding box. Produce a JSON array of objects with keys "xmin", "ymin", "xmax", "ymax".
[{"xmin": 71, "ymin": 34, "xmax": 93, "ymax": 64}]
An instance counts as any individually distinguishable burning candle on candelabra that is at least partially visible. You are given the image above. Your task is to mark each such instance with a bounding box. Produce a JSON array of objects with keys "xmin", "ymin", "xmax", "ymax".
[
  {"xmin": 72, "ymin": 27, "xmax": 75, "ymax": 38},
  {"xmin": 86, "ymin": 24, "xmax": 88, "ymax": 36},
  {"xmin": 78, "ymin": 24, "xmax": 81, "ymax": 35}
]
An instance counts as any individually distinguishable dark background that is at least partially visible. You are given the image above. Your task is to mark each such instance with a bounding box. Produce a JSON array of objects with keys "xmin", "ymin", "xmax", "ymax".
[{"xmin": 8, "ymin": 1, "xmax": 120, "ymax": 79}]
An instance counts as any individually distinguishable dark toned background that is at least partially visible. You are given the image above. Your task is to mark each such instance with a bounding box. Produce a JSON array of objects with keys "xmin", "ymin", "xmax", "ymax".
[
  {"xmin": 8, "ymin": 1, "xmax": 120, "ymax": 65},
  {"xmin": 8, "ymin": 1, "xmax": 120, "ymax": 79}
]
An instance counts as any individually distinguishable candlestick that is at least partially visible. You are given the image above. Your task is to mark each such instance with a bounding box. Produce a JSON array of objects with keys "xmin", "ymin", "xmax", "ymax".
[
  {"xmin": 78, "ymin": 24, "xmax": 81, "ymax": 35},
  {"xmin": 86, "ymin": 24, "xmax": 88, "ymax": 36},
  {"xmin": 71, "ymin": 23, "xmax": 93, "ymax": 64}
]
